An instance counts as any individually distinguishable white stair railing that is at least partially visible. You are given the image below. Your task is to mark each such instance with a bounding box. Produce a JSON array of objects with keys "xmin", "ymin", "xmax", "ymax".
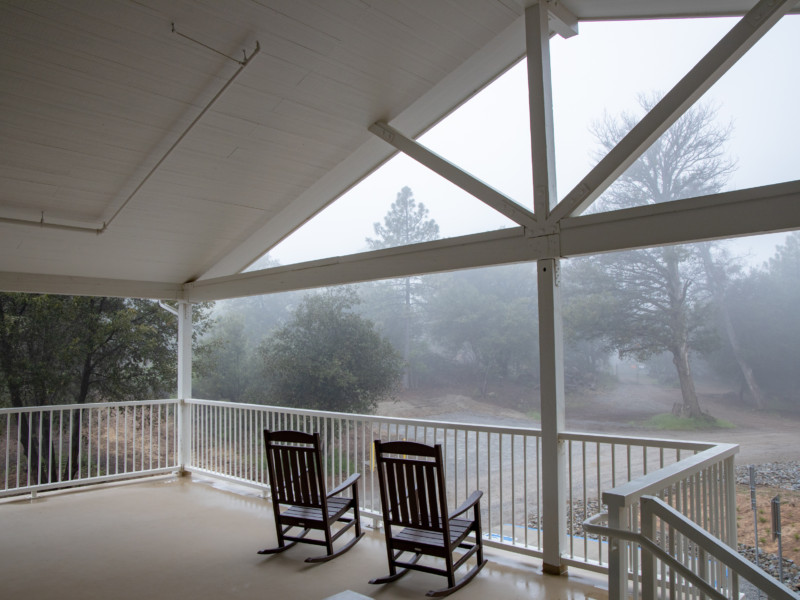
[{"xmin": 584, "ymin": 495, "xmax": 799, "ymax": 600}]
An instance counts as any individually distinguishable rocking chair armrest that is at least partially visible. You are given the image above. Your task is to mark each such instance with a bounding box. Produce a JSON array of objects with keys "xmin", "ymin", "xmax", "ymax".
[
  {"xmin": 449, "ymin": 489, "xmax": 483, "ymax": 520},
  {"xmin": 327, "ymin": 472, "xmax": 361, "ymax": 498}
]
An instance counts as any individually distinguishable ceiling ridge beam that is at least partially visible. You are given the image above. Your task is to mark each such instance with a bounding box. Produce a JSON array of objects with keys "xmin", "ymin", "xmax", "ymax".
[
  {"xmin": 547, "ymin": 0, "xmax": 796, "ymax": 224},
  {"xmin": 369, "ymin": 121, "xmax": 538, "ymax": 231}
]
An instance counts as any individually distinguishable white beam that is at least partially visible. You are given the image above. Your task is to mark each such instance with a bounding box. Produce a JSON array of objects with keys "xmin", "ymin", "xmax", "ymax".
[
  {"xmin": 185, "ymin": 181, "xmax": 800, "ymax": 302},
  {"xmin": 185, "ymin": 228, "xmax": 551, "ymax": 302},
  {"xmin": 526, "ymin": 2, "xmax": 558, "ymax": 226},
  {"xmin": 546, "ymin": 0, "xmax": 578, "ymax": 39},
  {"xmin": 548, "ymin": 0, "xmax": 796, "ymax": 222},
  {"xmin": 369, "ymin": 121, "xmax": 538, "ymax": 231},
  {"xmin": 0, "ymin": 272, "xmax": 184, "ymax": 300},
  {"xmin": 559, "ymin": 180, "xmax": 800, "ymax": 256}
]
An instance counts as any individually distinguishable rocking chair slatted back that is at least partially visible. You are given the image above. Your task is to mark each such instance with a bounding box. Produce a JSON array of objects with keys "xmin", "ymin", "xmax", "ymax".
[
  {"xmin": 271, "ymin": 443, "xmax": 323, "ymax": 507},
  {"xmin": 382, "ymin": 456, "xmax": 444, "ymax": 531}
]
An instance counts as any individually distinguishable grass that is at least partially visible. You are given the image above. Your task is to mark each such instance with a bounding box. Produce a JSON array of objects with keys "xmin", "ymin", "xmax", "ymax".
[{"xmin": 640, "ymin": 413, "xmax": 736, "ymax": 431}]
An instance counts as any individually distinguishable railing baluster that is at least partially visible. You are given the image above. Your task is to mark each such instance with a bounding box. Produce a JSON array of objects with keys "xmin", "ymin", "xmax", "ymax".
[
  {"xmin": 511, "ymin": 433, "xmax": 516, "ymax": 544},
  {"xmin": 523, "ymin": 434, "xmax": 528, "ymax": 548},
  {"xmin": 4, "ymin": 413, "xmax": 10, "ymax": 490},
  {"xmin": 16, "ymin": 413, "xmax": 21, "ymax": 490}
]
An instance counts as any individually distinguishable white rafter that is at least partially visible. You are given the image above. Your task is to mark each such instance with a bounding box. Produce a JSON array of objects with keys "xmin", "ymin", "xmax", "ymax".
[
  {"xmin": 368, "ymin": 121, "xmax": 538, "ymax": 231},
  {"xmin": 547, "ymin": 0, "xmax": 797, "ymax": 223}
]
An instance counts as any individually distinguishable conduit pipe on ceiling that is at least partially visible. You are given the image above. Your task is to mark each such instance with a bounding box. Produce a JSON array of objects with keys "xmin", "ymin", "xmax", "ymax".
[
  {"xmin": 0, "ymin": 35, "xmax": 261, "ymax": 235},
  {"xmin": 0, "ymin": 212, "xmax": 104, "ymax": 234}
]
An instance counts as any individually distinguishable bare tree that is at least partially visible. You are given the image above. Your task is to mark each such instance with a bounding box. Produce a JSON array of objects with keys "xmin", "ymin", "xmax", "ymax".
[{"xmin": 576, "ymin": 95, "xmax": 741, "ymax": 418}]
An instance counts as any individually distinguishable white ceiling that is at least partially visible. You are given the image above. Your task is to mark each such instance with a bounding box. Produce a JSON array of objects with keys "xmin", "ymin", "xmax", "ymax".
[{"xmin": 0, "ymin": 1, "xmax": 797, "ymax": 299}]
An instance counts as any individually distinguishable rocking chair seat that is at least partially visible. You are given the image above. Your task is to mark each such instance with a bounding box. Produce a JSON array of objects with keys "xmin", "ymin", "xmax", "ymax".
[
  {"xmin": 279, "ymin": 496, "xmax": 354, "ymax": 528},
  {"xmin": 392, "ymin": 517, "xmax": 475, "ymax": 555}
]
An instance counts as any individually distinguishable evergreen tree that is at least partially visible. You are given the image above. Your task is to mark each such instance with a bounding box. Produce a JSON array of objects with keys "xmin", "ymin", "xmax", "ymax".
[
  {"xmin": 365, "ymin": 186, "xmax": 439, "ymax": 387},
  {"xmin": 259, "ymin": 288, "xmax": 402, "ymax": 413}
]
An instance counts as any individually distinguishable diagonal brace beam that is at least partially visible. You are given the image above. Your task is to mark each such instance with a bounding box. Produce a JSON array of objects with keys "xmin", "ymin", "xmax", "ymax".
[
  {"xmin": 546, "ymin": 0, "xmax": 578, "ymax": 39},
  {"xmin": 548, "ymin": 0, "xmax": 796, "ymax": 223},
  {"xmin": 369, "ymin": 121, "xmax": 538, "ymax": 230}
]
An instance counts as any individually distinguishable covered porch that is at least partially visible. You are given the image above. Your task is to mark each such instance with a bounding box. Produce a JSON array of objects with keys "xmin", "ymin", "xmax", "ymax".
[
  {"xmin": 1, "ymin": 399, "xmax": 755, "ymax": 599},
  {"xmin": 2, "ymin": 0, "xmax": 800, "ymax": 599}
]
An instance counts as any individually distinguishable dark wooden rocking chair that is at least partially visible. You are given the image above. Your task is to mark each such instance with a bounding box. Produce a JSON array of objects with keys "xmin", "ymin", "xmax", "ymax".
[
  {"xmin": 370, "ymin": 439, "xmax": 487, "ymax": 597},
  {"xmin": 258, "ymin": 429, "xmax": 363, "ymax": 562}
]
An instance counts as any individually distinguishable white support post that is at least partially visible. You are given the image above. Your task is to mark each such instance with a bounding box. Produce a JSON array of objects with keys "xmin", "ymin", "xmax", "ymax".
[
  {"xmin": 725, "ymin": 456, "xmax": 740, "ymax": 598},
  {"xmin": 177, "ymin": 301, "xmax": 192, "ymax": 474},
  {"xmin": 538, "ymin": 258, "xmax": 567, "ymax": 574},
  {"xmin": 607, "ymin": 499, "xmax": 630, "ymax": 600},
  {"xmin": 528, "ymin": 0, "xmax": 567, "ymax": 575},
  {"xmin": 640, "ymin": 500, "xmax": 657, "ymax": 600},
  {"xmin": 526, "ymin": 1, "xmax": 558, "ymax": 225}
]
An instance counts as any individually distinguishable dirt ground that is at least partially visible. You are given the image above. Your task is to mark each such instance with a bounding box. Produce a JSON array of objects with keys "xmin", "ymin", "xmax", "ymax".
[
  {"xmin": 379, "ymin": 379, "xmax": 800, "ymax": 464},
  {"xmin": 377, "ymin": 377, "xmax": 800, "ymax": 564}
]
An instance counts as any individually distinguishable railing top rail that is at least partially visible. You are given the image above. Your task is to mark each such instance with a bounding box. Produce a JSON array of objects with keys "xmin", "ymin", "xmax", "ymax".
[
  {"xmin": 185, "ymin": 398, "xmax": 543, "ymax": 437},
  {"xmin": 560, "ymin": 430, "xmax": 716, "ymax": 452},
  {"xmin": 0, "ymin": 399, "xmax": 178, "ymax": 415},
  {"xmin": 603, "ymin": 442, "xmax": 739, "ymax": 508}
]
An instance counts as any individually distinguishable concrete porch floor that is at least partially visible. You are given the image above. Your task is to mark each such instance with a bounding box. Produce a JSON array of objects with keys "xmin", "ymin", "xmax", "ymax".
[{"xmin": 0, "ymin": 476, "xmax": 609, "ymax": 600}]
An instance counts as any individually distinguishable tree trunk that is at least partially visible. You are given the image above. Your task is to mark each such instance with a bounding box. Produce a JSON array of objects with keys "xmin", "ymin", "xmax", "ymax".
[
  {"xmin": 64, "ymin": 352, "xmax": 93, "ymax": 480},
  {"xmin": 664, "ymin": 248, "xmax": 705, "ymax": 418},
  {"xmin": 671, "ymin": 343, "xmax": 704, "ymax": 418},
  {"xmin": 698, "ymin": 244, "xmax": 766, "ymax": 409}
]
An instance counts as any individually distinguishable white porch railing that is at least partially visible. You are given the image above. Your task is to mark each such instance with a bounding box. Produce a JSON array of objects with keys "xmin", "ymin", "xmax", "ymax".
[
  {"xmin": 183, "ymin": 399, "xmax": 735, "ymax": 571},
  {"xmin": 560, "ymin": 432, "xmax": 722, "ymax": 572},
  {"xmin": 0, "ymin": 400, "xmax": 179, "ymax": 498},
  {"xmin": 1, "ymin": 398, "xmax": 746, "ymax": 585},
  {"xmin": 186, "ymin": 399, "xmax": 546, "ymax": 556}
]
